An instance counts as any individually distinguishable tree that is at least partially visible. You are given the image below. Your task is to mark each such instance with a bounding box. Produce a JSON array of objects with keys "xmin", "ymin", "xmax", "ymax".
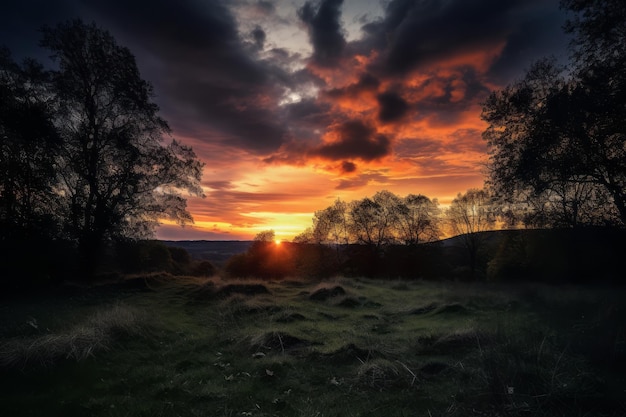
[
  {"xmin": 447, "ymin": 188, "xmax": 496, "ymax": 278},
  {"xmin": 482, "ymin": 1, "xmax": 626, "ymax": 227},
  {"xmin": 395, "ymin": 194, "xmax": 441, "ymax": 245},
  {"xmin": 563, "ymin": 0, "xmax": 626, "ymax": 224},
  {"xmin": 0, "ymin": 48, "xmax": 60, "ymax": 240},
  {"xmin": 311, "ymin": 198, "xmax": 349, "ymax": 246},
  {"xmin": 40, "ymin": 20, "xmax": 204, "ymax": 276},
  {"xmin": 348, "ymin": 190, "xmax": 401, "ymax": 248},
  {"xmin": 253, "ymin": 229, "xmax": 276, "ymax": 244}
]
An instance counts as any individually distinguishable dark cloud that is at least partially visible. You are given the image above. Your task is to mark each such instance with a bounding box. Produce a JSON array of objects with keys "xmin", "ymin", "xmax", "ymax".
[
  {"xmin": 314, "ymin": 120, "xmax": 391, "ymax": 161},
  {"xmin": 409, "ymin": 66, "xmax": 490, "ymax": 124},
  {"xmin": 377, "ymin": 91, "xmax": 409, "ymax": 123},
  {"xmin": 298, "ymin": 0, "xmax": 346, "ymax": 67},
  {"xmin": 0, "ymin": 0, "xmax": 82, "ymax": 62},
  {"xmin": 44, "ymin": 0, "xmax": 292, "ymax": 154},
  {"xmin": 286, "ymin": 99, "xmax": 333, "ymax": 126},
  {"xmin": 282, "ymin": 99, "xmax": 335, "ymax": 146},
  {"xmin": 0, "ymin": 0, "xmax": 571, "ymax": 179},
  {"xmin": 487, "ymin": 7, "xmax": 570, "ymax": 83},
  {"xmin": 265, "ymin": 119, "xmax": 392, "ymax": 165},
  {"xmin": 251, "ymin": 26, "xmax": 266, "ymax": 50},
  {"xmin": 254, "ymin": 1, "xmax": 276, "ymax": 14},
  {"xmin": 340, "ymin": 161, "xmax": 357, "ymax": 173},
  {"xmin": 359, "ymin": 0, "xmax": 566, "ymax": 76},
  {"xmin": 325, "ymin": 72, "xmax": 380, "ymax": 98},
  {"xmin": 379, "ymin": 0, "xmax": 515, "ymax": 73}
]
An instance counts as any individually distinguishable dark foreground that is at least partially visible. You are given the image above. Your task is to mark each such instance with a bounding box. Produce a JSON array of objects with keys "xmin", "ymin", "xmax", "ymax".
[{"xmin": 1, "ymin": 276, "xmax": 625, "ymax": 416}]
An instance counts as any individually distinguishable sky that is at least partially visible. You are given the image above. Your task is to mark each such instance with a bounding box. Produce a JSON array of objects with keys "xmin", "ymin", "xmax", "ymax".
[{"xmin": 0, "ymin": 0, "xmax": 572, "ymax": 241}]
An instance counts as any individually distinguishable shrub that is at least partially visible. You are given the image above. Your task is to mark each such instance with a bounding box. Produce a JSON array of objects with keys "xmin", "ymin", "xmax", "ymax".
[
  {"xmin": 114, "ymin": 240, "xmax": 174, "ymax": 274},
  {"xmin": 0, "ymin": 304, "xmax": 145, "ymax": 368},
  {"xmin": 189, "ymin": 260, "xmax": 217, "ymax": 277}
]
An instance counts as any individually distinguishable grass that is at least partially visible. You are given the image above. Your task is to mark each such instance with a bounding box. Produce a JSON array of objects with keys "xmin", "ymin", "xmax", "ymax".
[{"xmin": 1, "ymin": 276, "xmax": 625, "ymax": 416}]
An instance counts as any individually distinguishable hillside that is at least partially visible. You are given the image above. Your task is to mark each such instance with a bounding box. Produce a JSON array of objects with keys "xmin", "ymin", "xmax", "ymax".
[{"xmin": 162, "ymin": 240, "xmax": 252, "ymax": 266}]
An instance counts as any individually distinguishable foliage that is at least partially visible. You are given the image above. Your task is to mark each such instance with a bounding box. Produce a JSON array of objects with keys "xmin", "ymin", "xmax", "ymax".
[
  {"xmin": 253, "ymin": 229, "xmax": 276, "ymax": 243},
  {"xmin": 0, "ymin": 48, "xmax": 61, "ymax": 240},
  {"xmin": 297, "ymin": 190, "xmax": 442, "ymax": 248},
  {"xmin": 225, "ymin": 231, "xmax": 297, "ymax": 279},
  {"xmin": 446, "ymin": 188, "xmax": 496, "ymax": 279},
  {"xmin": 0, "ymin": 20, "xmax": 204, "ymax": 281},
  {"xmin": 41, "ymin": 20, "xmax": 203, "ymax": 275},
  {"xmin": 482, "ymin": 1, "xmax": 626, "ymax": 227}
]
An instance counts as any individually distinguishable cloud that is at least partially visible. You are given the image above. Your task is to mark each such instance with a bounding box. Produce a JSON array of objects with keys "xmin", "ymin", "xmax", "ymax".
[
  {"xmin": 204, "ymin": 180, "xmax": 235, "ymax": 190},
  {"xmin": 377, "ymin": 91, "xmax": 409, "ymax": 123},
  {"xmin": 358, "ymin": 0, "xmax": 566, "ymax": 77},
  {"xmin": 299, "ymin": 0, "xmax": 347, "ymax": 67},
  {"xmin": 314, "ymin": 120, "xmax": 391, "ymax": 161},
  {"xmin": 0, "ymin": 0, "xmax": 572, "ymax": 239},
  {"xmin": 0, "ymin": 0, "xmax": 83, "ymax": 61},
  {"xmin": 335, "ymin": 171, "xmax": 390, "ymax": 190},
  {"xmin": 285, "ymin": 98, "xmax": 333, "ymax": 127},
  {"xmin": 251, "ymin": 26, "xmax": 266, "ymax": 50},
  {"xmin": 340, "ymin": 160, "xmax": 357, "ymax": 173},
  {"xmin": 325, "ymin": 72, "xmax": 380, "ymax": 97},
  {"xmin": 82, "ymin": 0, "xmax": 293, "ymax": 154},
  {"xmin": 253, "ymin": 1, "xmax": 276, "ymax": 15},
  {"xmin": 487, "ymin": 7, "xmax": 570, "ymax": 83}
]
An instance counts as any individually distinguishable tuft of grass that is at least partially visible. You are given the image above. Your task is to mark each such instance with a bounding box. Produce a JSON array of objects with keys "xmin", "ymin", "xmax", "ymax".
[
  {"xmin": 355, "ymin": 358, "xmax": 416, "ymax": 390},
  {"xmin": 308, "ymin": 283, "xmax": 346, "ymax": 301},
  {"xmin": 0, "ymin": 303, "xmax": 145, "ymax": 368}
]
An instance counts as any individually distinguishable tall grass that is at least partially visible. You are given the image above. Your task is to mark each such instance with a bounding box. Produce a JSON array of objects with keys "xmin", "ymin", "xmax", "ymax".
[{"xmin": 0, "ymin": 303, "xmax": 145, "ymax": 368}]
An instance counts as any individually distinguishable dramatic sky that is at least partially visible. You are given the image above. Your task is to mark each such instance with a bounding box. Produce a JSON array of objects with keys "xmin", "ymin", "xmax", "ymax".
[{"xmin": 1, "ymin": 0, "xmax": 571, "ymax": 240}]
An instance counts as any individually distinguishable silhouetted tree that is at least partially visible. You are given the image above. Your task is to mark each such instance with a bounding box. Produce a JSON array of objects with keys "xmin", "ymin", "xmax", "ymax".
[
  {"xmin": 447, "ymin": 188, "xmax": 496, "ymax": 278},
  {"xmin": 395, "ymin": 194, "xmax": 441, "ymax": 245},
  {"xmin": 349, "ymin": 190, "xmax": 403, "ymax": 248},
  {"xmin": 483, "ymin": 1, "xmax": 626, "ymax": 227},
  {"xmin": 311, "ymin": 198, "xmax": 349, "ymax": 246},
  {"xmin": 0, "ymin": 48, "xmax": 61, "ymax": 240},
  {"xmin": 224, "ymin": 229, "xmax": 297, "ymax": 279},
  {"xmin": 253, "ymin": 229, "xmax": 276, "ymax": 244},
  {"xmin": 40, "ymin": 20, "xmax": 204, "ymax": 277}
]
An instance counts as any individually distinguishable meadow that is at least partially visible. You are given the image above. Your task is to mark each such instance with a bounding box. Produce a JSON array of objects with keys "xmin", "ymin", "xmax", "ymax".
[{"xmin": 1, "ymin": 275, "xmax": 625, "ymax": 417}]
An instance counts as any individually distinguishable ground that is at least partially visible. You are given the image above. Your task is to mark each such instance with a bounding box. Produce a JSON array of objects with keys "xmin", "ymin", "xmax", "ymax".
[{"xmin": 1, "ymin": 275, "xmax": 625, "ymax": 416}]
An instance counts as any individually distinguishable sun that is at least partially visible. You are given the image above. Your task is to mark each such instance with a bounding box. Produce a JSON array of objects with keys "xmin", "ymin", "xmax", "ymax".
[{"xmin": 274, "ymin": 239, "xmax": 282, "ymax": 245}]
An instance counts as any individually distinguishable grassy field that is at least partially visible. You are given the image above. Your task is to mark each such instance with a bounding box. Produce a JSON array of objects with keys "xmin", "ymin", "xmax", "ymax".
[{"xmin": 1, "ymin": 275, "xmax": 625, "ymax": 416}]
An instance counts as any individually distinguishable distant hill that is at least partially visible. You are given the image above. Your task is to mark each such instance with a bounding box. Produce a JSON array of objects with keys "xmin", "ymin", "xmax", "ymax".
[{"xmin": 161, "ymin": 240, "xmax": 252, "ymax": 266}]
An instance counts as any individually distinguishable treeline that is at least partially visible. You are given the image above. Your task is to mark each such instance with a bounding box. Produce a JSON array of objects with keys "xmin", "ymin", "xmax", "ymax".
[
  {"xmin": 0, "ymin": 20, "xmax": 203, "ymax": 286},
  {"xmin": 223, "ymin": 219, "xmax": 626, "ymax": 284},
  {"xmin": 294, "ymin": 191, "xmax": 443, "ymax": 247},
  {"xmin": 219, "ymin": 189, "xmax": 488, "ymax": 280}
]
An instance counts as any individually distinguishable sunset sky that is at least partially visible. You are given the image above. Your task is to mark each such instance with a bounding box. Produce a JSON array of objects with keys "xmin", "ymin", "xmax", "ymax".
[{"xmin": 1, "ymin": 0, "xmax": 571, "ymax": 240}]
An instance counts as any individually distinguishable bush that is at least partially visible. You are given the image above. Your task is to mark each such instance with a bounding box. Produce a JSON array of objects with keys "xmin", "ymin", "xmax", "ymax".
[
  {"xmin": 189, "ymin": 260, "xmax": 216, "ymax": 277},
  {"xmin": 224, "ymin": 242, "xmax": 297, "ymax": 279},
  {"xmin": 114, "ymin": 240, "xmax": 175, "ymax": 274}
]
